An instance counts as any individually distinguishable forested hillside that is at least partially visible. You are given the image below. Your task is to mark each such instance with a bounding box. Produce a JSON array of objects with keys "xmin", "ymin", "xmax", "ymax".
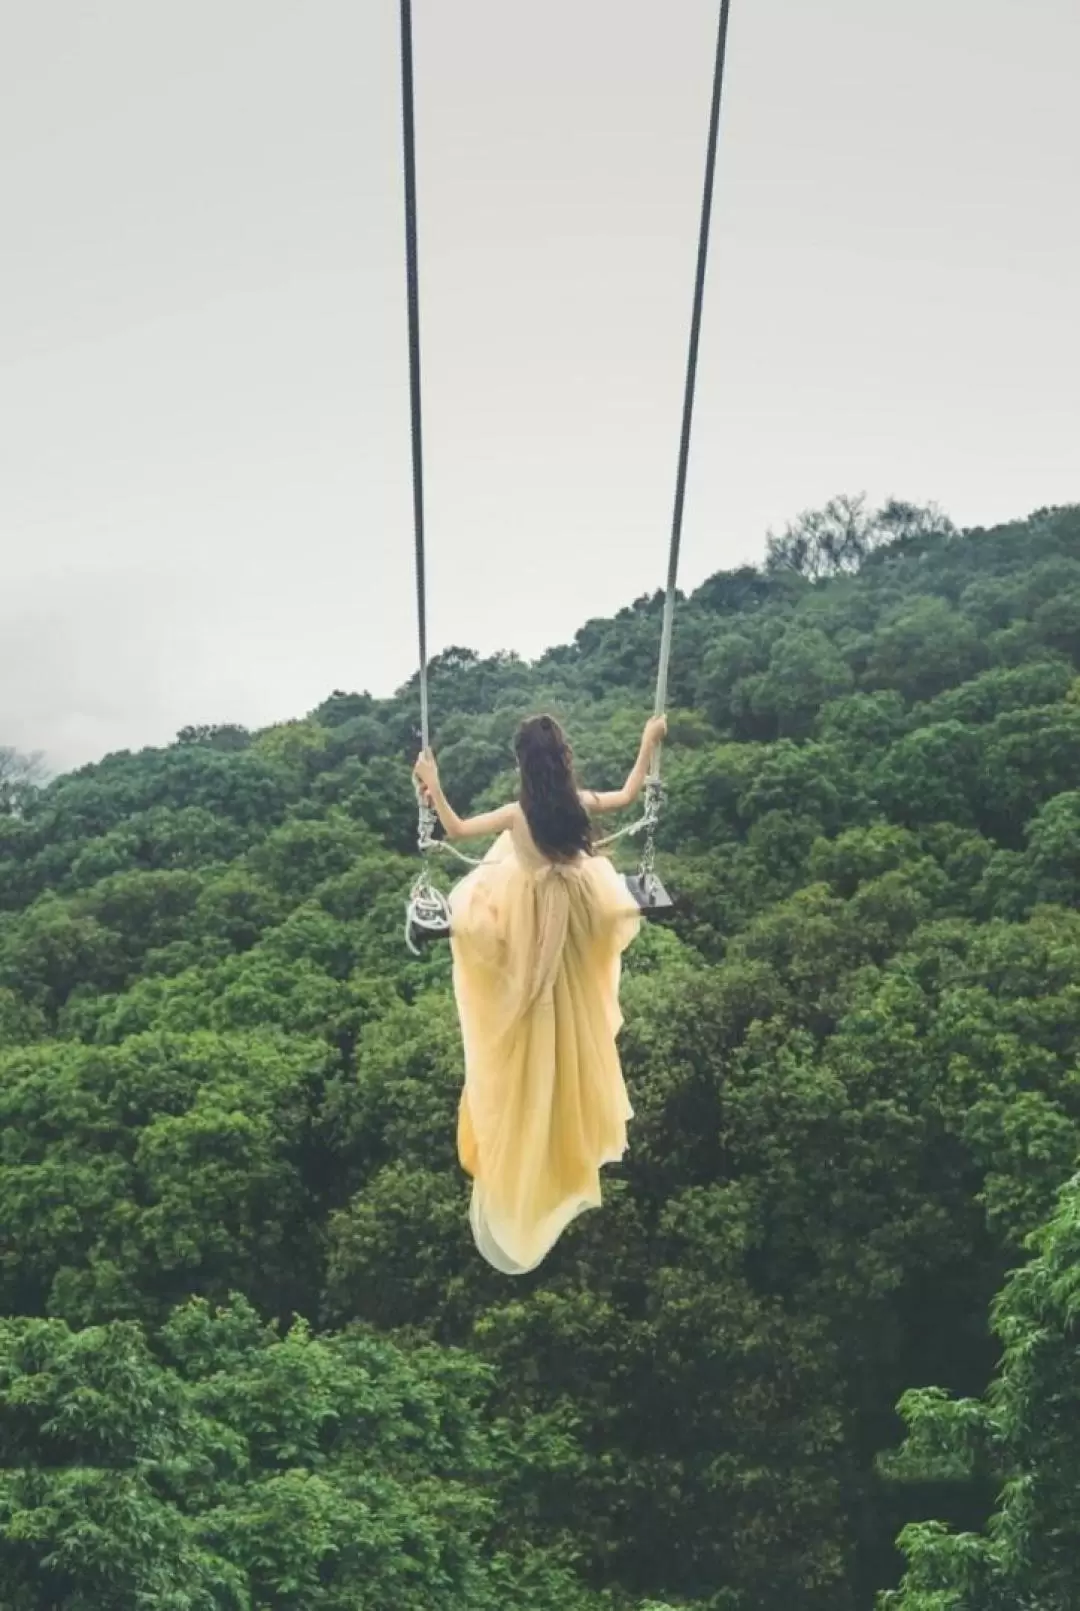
[{"xmin": 1, "ymin": 499, "xmax": 1079, "ymax": 1610}]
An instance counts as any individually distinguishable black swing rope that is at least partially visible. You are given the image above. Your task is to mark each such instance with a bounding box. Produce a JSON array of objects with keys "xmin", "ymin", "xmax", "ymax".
[{"xmin": 401, "ymin": 0, "xmax": 734, "ymax": 951}]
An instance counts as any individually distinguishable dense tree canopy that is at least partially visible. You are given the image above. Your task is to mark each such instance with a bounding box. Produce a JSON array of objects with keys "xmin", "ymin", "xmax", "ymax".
[{"xmin": 1, "ymin": 500, "xmax": 1079, "ymax": 1609}]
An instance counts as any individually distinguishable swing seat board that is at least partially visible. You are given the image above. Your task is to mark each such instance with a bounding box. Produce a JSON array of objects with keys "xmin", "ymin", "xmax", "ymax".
[
  {"xmin": 623, "ymin": 872, "xmax": 675, "ymax": 918},
  {"xmin": 408, "ymin": 872, "xmax": 673, "ymax": 949}
]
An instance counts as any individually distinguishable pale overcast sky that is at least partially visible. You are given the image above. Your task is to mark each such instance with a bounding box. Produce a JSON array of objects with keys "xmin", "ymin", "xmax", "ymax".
[{"xmin": 1, "ymin": 0, "xmax": 1077, "ymax": 771}]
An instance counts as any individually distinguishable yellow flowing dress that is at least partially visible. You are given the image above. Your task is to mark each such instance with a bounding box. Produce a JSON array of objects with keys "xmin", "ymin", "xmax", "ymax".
[{"xmin": 450, "ymin": 804, "xmax": 642, "ymax": 1274}]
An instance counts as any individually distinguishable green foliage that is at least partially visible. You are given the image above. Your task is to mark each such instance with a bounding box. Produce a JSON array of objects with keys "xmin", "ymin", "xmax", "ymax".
[
  {"xmin": 2, "ymin": 500, "xmax": 1080, "ymax": 1610},
  {"xmin": 0, "ymin": 1296, "xmax": 611, "ymax": 1610},
  {"xmin": 0, "ymin": 1033, "xmax": 329, "ymax": 1325},
  {"xmin": 0, "ymin": 747, "xmax": 46, "ymax": 817},
  {"xmin": 751, "ymin": 625, "xmax": 855, "ymax": 737},
  {"xmin": 765, "ymin": 495, "xmax": 956, "ymax": 582},
  {"xmin": 880, "ymin": 1174, "xmax": 1080, "ymax": 1610}
]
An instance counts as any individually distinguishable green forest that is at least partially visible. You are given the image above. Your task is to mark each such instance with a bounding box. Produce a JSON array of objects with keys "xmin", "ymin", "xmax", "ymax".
[{"xmin": 1, "ymin": 496, "xmax": 1079, "ymax": 1611}]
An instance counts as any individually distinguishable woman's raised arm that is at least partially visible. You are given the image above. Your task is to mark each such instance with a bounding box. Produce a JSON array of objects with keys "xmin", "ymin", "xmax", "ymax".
[
  {"xmin": 581, "ymin": 715, "xmax": 667, "ymax": 815},
  {"xmin": 413, "ymin": 751, "xmax": 516, "ymax": 840}
]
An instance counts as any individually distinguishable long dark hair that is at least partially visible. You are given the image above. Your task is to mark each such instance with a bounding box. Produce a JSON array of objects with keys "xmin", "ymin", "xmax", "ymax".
[{"xmin": 515, "ymin": 715, "xmax": 593, "ymax": 861}]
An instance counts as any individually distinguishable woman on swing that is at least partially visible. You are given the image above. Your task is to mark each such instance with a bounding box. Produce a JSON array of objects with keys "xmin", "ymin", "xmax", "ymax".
[{"xmin": 413, "ymin": 712, "xmax": 667, "ymax": 1275}]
